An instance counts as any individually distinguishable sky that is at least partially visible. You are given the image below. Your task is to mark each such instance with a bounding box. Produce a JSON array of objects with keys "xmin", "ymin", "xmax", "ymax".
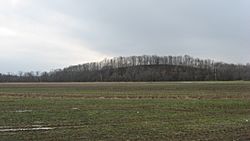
[{"xmin": 0, "ymin": 0, "xmax": 249, "ymax": 73}]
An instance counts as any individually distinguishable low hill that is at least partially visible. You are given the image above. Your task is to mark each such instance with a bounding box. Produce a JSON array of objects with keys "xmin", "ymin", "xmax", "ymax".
[{"xmin": 1, "ymin": 55, "xmax": 250, "ymax": 82}]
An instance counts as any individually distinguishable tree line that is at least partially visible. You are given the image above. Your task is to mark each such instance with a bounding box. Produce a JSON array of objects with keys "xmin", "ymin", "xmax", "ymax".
[{"xmin": 0, "ymin": 55, "xmax": 250, "ymax": 82}]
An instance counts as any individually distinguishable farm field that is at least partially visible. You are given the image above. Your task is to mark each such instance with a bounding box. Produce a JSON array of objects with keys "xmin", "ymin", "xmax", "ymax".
[{"xmin": 0, "ymin": 82, "xmax": 250, "ymax": 141}]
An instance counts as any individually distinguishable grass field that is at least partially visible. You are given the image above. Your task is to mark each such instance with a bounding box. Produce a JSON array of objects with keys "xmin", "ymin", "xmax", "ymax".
[{"xmin": 0, "ymin": 82, "xmax": 250, "ymax": 141}]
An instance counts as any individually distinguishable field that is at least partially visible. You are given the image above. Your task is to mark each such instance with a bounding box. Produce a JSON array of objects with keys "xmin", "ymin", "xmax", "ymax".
[{"xmin": 0, "ymin": 82, "xmax": 250, "ymax": 141}]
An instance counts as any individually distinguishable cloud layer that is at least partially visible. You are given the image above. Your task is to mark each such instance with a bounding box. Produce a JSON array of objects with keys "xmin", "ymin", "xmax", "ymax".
[{"xmin": 0, "ymin": 0, "xmax": 249, "ymax": 73}]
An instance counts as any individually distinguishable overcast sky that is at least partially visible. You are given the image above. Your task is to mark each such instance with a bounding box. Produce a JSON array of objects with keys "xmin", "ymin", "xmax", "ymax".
[{"xmin": 0, "ymin": 0, "xmax": 249, "ymax": 73}]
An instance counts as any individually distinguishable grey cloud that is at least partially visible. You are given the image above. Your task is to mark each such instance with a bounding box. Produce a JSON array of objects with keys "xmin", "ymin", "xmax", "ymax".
[
  {"xmin": 51, "ymin": 0, "xmax": 249, "ymax": 62},
  {"xmin": 0, "ymin": 0, "xmax": 249, "ymax": 73}
]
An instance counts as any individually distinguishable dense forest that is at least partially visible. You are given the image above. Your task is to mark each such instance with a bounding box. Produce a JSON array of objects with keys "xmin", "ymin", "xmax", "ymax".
[{"xmin": 1, "ymin": 55, "xmax": 250, "ymax": 82}]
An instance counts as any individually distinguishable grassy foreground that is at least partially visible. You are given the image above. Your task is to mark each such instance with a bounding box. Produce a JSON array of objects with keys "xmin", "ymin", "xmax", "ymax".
[{"xmin": 0, "ymin": 82, "xmax": 250, "ymax": 141}]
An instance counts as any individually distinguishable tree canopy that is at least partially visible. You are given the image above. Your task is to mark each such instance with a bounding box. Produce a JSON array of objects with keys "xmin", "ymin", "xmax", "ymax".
[{"xmin": 1, "ymin": 55, "xmax": 250, "ymax": 82}]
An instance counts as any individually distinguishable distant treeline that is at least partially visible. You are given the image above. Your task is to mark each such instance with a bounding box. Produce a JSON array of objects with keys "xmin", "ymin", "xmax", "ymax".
[{"xmin": 1, "ymin": 55, "xmax": 250, "ymax": 82}]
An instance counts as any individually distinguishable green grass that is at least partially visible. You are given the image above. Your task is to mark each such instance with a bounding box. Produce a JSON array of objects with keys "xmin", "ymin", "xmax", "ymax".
[{"xmin": 0, "ymin": 82, "xmax": 250, "ymax": 140}]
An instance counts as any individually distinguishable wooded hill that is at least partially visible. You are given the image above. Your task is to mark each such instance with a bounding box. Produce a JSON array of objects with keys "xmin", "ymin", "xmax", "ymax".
[{"xmin": 1, "ymin": 55, "xmax": 250, "ymax": 82}]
